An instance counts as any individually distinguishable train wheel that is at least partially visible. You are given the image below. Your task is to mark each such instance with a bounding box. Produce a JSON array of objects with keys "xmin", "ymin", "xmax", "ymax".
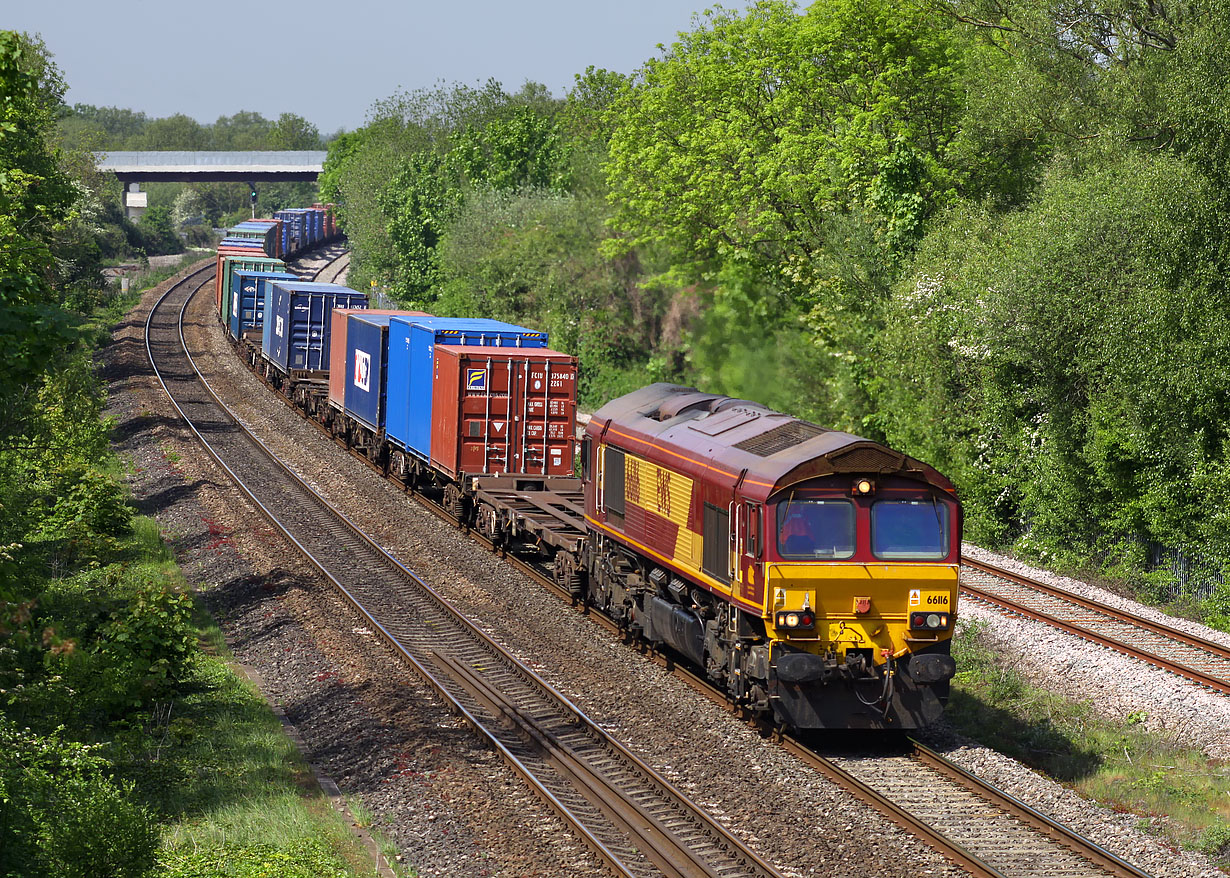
[
  {"xmin": 554, "ymin": 552, "xmax": 584, "ymax": 596},
  {"xmin": 443, "ymin": 484, "xmax": 466, "ymax": 520},
  {"xmin": 478, "ymin": 504, "xmax": 503, "ymax": 541}
]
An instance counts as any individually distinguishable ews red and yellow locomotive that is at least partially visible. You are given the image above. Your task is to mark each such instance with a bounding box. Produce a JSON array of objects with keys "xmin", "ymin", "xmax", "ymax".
[{"xmin": 579, "ymin": 384, "xmax": 960, "ymax": 730}]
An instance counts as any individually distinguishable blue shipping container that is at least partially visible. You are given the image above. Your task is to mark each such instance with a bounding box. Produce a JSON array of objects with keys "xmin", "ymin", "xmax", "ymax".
[
  {"xmin": 385, "ymin": 316, "xmax": 548, "ymax": 459},
  {"xmin": 229, "ymin": 270, "xmax": 297, "ymax": 339},
  {"xmin": 343, "ymin": 314, "xmax": 394, "ymax": 431},
  {"xmin": 263, "ymin": 281, "xmax": 368, "ymax": 373},
  {"xmin": 274, "ymin": 209, "xmax": 307, "ymax": 254},
  {"xmin": 220, "ymin": 254, "xmax": 285, "ymax": 323}
]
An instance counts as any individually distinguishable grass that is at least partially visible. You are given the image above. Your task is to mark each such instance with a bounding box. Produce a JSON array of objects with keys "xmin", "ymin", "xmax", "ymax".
[
  {"xmin": 137, "ymin": 594, "xmax": 381, "ymax": 875},
  {"xmin": 946, "ymin": 619, "xmax": 1230, "ymax": 870},
  {"xmin": 348, "ymin": 797, "xmax": 375, "ymax": 829},
  {"xmin": 36, "ymin": 513, "xmax": 387, "ymax": 877}
]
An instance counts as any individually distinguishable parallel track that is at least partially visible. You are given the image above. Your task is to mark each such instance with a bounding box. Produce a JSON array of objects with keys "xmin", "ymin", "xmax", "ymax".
[
  {"xmin": 311, "ymin": 248, "xmax": 351, "ymax": 283},
  {"xmin": 960, "ymin": 556, "xmax": 1230, "ymax": 695},
  {"xmin": 791, "ymin": 738, "xmax": 1151, "ymax": 878},
  {"xmin": 147, "ymin": 265, "xmax": 786, "ymax": 878}
]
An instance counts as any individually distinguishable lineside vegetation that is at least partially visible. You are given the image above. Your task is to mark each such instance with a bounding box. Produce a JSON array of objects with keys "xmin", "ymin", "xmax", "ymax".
[
  {"xmin": 323, "ymin": 0, "xmax": 1230, "ymax": 626},
  {"xmin": 0, "ymin": 31, "xmax": 385, "ymax": 876}
]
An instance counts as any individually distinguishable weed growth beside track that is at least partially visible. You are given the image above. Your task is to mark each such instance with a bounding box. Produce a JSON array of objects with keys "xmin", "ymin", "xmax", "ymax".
[{"xmin": 948, "ymin": 620, "xmax": 1230, "ymax": 869}]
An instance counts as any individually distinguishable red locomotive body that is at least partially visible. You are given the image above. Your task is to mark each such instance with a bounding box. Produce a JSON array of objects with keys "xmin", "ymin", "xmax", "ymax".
[{"xmin": 582, "ymin": 384, "xmax": 961, "ymax": 730}]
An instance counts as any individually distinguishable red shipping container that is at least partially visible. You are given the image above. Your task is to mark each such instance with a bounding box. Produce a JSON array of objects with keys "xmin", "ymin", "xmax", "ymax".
[
  {"xmin": 315, "ymin": 202, "xmax": 337, "ymax": 238},
  {"xmin": 431, "ymin": 346, "xmax": 577, "ymax": 480},
  {"xmin": 328, "ymin": 309, "xmax": 429, "ymax": 409}
]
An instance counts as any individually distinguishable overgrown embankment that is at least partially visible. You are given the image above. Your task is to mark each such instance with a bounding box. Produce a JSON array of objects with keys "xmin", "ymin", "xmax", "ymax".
[{"xmin": 1, "ymin": 253, "xmax": 390, "ymax": 876}]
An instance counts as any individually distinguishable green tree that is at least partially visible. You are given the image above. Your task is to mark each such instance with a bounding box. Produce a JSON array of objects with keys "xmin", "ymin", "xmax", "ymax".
[
  {"xmin": 134, "ymin": 202, "xmax": 183, "ymax": 255},
  {"xmin": 58, "ymin": 104, "xmax": 149, "ymax": 150},
  {"xmin": 336, "ymin": 80, "xmax": 566, "ymax": 299},
  {"xmin": 132, "ymin": 112, "xmax": 207, "ymax": 149},
  {"xmin": 208, "ymin": 110, "xmax": 272, "ymax": 149},
  {"xmin": 269, "ymin": 112, "xmax": 321, "ymax": 150},
  {"xmin": 880, "ymin": 150, "xmax": 1230, "ymax": 562},
  {"xmin": 0, "ymin": 31, "xmax": 79, "ymax": 442},
  {"xmin": 599, "ymin": 0, "xmax": 982, "ymax": 430},
  {"xmin": 605, "ymin": 0, "xmax": 971, "ymax": 279},
  {"xmin": 379, "ymin": 150, "xmax": 462, "ymax": 302}
]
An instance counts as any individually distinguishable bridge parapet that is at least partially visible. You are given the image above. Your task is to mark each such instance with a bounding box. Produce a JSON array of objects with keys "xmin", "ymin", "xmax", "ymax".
[{"xmin": 94, "ymin": 150, "xmax": 326, "ymax": 182}]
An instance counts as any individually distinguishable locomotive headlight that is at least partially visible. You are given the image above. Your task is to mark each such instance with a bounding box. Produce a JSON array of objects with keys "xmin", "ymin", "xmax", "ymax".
[
  {"xmin": 910, "ymin": 612, "xmax": 952, "ymax": 630},
  {"xmin": 775, "ymin": 610, "xmax": 817, "ymax": 630},
  {"xmin": 854, "ymin": 478, "xmax": 874, "ymax": 495}
]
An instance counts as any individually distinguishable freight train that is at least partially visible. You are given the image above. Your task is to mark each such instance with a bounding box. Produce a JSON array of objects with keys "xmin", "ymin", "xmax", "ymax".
[
  {"xmin": 213, "ymin": 205, "xmax": 340, "ymax": 321},
  {"xmin": 212, "ymin": 236, "xmax": 961, "ymax": 731}
]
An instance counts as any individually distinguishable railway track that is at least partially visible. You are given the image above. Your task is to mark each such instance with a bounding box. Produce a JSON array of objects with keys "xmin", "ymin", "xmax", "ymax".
[
  {"xmin": 148, "ymin": 265, "xmax": 787, "ymax": 878},
  {"xmin": 960, "ymin": 556, "xmax": 1230, "ymax": 695},
  {"xmin": 311, "ymin": 248, "xmax": 350, "ymax": 283},
  {"xmin": 793, "ymin": 738, "xmax": 1150, "ymax": 878}
]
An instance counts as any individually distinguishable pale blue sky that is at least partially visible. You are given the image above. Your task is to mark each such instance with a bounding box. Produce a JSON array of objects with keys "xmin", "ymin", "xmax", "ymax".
[{"xmin": 10, "ymin": 0, "xmax": 709, "ymax": 135}]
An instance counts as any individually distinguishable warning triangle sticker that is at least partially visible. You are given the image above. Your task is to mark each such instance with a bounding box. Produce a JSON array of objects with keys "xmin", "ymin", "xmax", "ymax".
[{"xmin": 493, "ymin": 421, "xmax": 505, "ymax": 434}]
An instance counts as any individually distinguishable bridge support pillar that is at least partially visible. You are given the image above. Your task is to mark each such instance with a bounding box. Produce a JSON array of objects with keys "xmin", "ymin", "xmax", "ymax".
[{"xmin": 123, "ymin": 182, "xmax": 148, "ymax": 221}]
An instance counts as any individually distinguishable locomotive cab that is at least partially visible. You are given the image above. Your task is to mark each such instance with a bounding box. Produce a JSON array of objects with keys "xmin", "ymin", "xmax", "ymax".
[{"xmin": 759, "ymin": 477, "xmax": 960, "ymax": 727}]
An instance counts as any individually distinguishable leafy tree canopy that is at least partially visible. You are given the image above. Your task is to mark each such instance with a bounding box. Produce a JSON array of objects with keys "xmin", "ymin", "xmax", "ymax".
[
  {"xmin": 0, "ymin": 31, "xmax": 80, "ymax": 421},
  {"xmin": 604, "ymin": 0, "xmax": 974, "ymax": 285}
]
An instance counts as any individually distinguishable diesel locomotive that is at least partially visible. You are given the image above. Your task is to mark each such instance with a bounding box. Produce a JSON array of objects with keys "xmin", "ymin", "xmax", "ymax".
[{"xmin": 575, "ymin": 384, "xmax": 960, "ymax": 730}]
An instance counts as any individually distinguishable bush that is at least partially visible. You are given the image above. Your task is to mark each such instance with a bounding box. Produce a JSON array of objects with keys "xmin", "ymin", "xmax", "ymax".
[
  {"xmin": 94, "ymin": 583, "xmax": 197, "ymax": 710},
  {"xmin": 35, "ymin": 469, "xmax": 133, "ymax": 563},
  {"xmin": 1202, "ymin": 583, "xmax": 1230, "ymax": 632},
  {"xmin": 0, "ymin": 720, "xmax": 158, "ymax": 878}
]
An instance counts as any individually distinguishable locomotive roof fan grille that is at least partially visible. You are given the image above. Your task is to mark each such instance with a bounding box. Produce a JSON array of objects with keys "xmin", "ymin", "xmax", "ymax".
[
  {"xmin": 828, "ymin": 445, "xmax": 905, "ymax": 472},
  {"xmin": 734, "ymin": 420, "xmax": 827, "ymax": 457}
]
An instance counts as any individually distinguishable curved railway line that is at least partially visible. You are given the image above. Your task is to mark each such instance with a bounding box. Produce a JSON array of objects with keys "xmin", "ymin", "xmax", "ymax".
[
  {"xmin": 140, "ymin": 256, "xmax": 1186, "ymax": 877},
  {"xmin": 148, "ymin": 265, "xmax": 787, "ymax": 878},
  {"xmin": 311, "ymin": 248, "xmax": 351, "ymax": 283}
]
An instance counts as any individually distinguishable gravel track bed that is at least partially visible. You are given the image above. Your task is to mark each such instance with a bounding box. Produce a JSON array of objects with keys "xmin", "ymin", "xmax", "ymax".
[
  {"xmin": 103, "ymin": 259, "xmax": 1224, "ymax": 877},
  {"xmin": 106, "ymin": 262, "xmax": 605, "ymax": 878},
  {"xmin": 959, "ymin": 545, "xmax": 1230, "ymax": 761}
]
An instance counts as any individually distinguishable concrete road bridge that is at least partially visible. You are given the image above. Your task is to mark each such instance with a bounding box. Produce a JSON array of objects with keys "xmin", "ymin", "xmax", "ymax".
[{"xmin": 93, "ymin": 150, "xmax": 327, "ymax": 218}]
